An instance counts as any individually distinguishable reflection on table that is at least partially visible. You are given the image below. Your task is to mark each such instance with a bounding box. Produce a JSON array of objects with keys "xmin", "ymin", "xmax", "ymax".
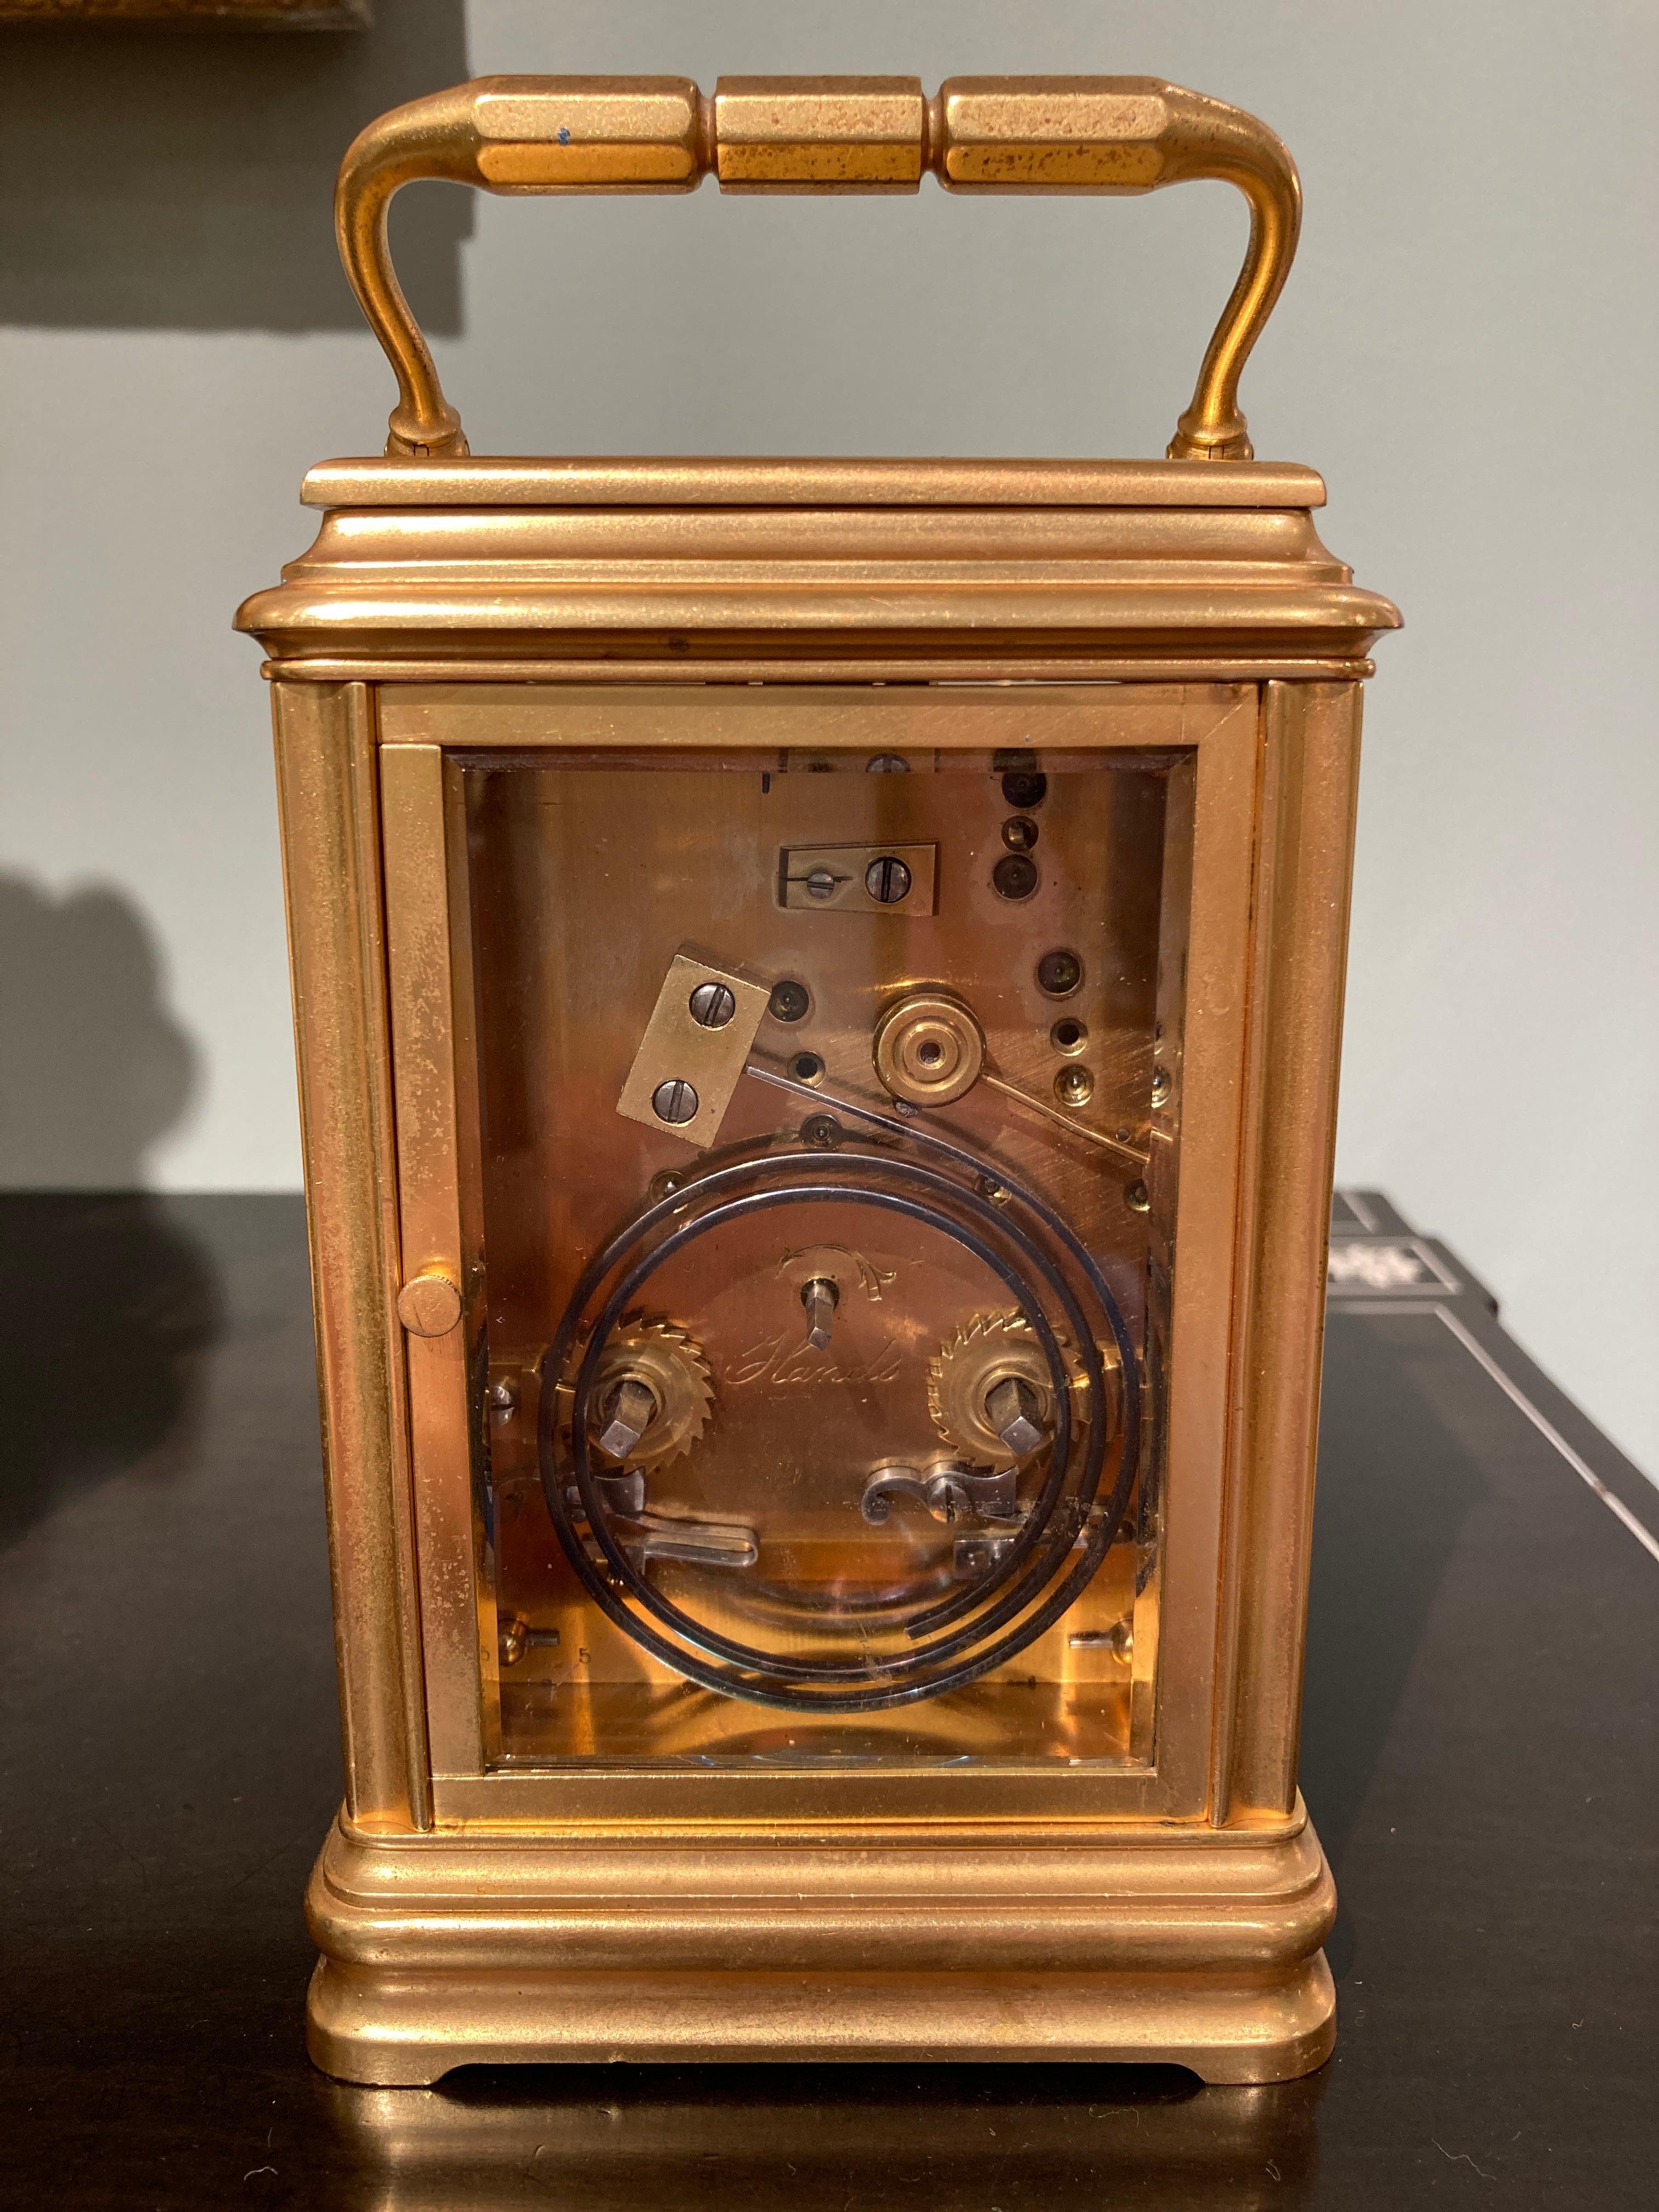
[{"xmin": 319, "ymin": 2059, "xmax": 1326, "ymax": 2210}]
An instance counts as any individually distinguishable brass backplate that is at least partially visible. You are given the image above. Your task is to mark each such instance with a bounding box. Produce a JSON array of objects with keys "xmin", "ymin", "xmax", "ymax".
[
  {"xmin": 615, "ymin": 946, "xmax": 771, "ymax": 1149},
  {"xmin": 469, "ymin": 749, "xmax": 1177, "ymax": 1768},
  {"xmin": 778, "ymin": 841, "xmax": 939, "ymax": 915}
]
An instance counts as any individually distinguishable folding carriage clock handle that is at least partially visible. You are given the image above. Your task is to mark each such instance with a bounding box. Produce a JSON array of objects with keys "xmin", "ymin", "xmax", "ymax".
[{"xmin": 337, "ymin": 74, "xmax": 1300, "ymax": 464}]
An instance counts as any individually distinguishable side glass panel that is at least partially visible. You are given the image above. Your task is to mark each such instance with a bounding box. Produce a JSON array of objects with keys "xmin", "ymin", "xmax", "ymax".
[{"xmin": 462, "ymin": 747, "xmax": 1190, "ymax": 1768}]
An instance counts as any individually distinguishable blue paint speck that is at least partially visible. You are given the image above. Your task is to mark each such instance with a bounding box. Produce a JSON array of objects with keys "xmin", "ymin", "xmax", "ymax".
[{"xmin": 557, "ymin": 126, "xmax": 571, "ymax": 145}]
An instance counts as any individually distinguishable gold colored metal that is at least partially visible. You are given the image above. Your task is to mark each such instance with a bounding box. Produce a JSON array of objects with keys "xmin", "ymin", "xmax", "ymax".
[
  {"xmin": 871, "ymin": 988, "xmax": 985, "ymax": 1108},
  {"xmin": 582, "ymin": 1318, "xmax": 714, "ymax": 1471},
  {"xmin": 935, "ymin": 78, "xmax": 1299, "ymax": 459},
  {"xmin": 332, "ymin": 72, "xmax": 1297, "ymax": 460},
  {"xmin": 334, "ymin": 76, "xmax": 704, "ymax": 456},
  {"xmin": 473, "ymin": 81, "xmax": 702, "ymax": 189},
  {"xmin": 363, "ymin": 684, "xmax": 1252, "ymax": 1821},
  {"xmin": 306, "ymin": 1807, "xmax": 1336, "ymax": 2083},
  {"xmin": 714, "ymin": 76, "xmax": 927, "ymax": 191},
  {"xmin": 298, "ymin": 455, "xmax": 1329, "ymax": 510},
  {"xmin": 285, "ymin": 681, "xmax": 1265, "ymax": 1822},
  {"xmin": 1220, "ymin": 681, "xmax": 1364, "ymax": 1820},
  {"xmin": 246, "ymin": 71, "xmax": 1396, "ymax": 2091},
  {"xmin": 270, "ymin": 682, "xmax": 430, "ymax": 1833},
  {"xmin": 241, "ymin": 469, "xmax": 1391, "ymax": 687},
  {"xmin": 258, "ymin": 652, "xmax": 1364, "ymax": 2072},
  {"xmin": 778, "ymin": 842, "xmax": 939, "ymax": 916},
  {"xmin": 394, "ymin": 1271, "xmax": 461, "ymax": 1338},
  {"xmin": 979, "ymin": 1066, "xmax": 1150, "ymax": 1172},
  {"xmin": 616, "ymin": 947, "xmax": 771, "ymax": 1150},
  {"xmin": 378, "ymin": 742, "xmax": 492, "ymax": 1778},
  {"xmin": 927, "ymin": 1311, "xmax": 1090, "ymax": 1469}
]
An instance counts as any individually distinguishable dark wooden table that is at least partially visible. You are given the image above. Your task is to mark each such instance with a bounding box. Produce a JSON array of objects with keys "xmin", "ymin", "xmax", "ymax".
[{"xmin": 2, "ymin": 1190, "xmax": 1654, "ymax": 2209}]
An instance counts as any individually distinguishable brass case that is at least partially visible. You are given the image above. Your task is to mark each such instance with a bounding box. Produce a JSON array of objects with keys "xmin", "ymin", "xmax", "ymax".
[{"xmin": 237, "ymin": 72, "xmax": 1398, "ymax": 2087}]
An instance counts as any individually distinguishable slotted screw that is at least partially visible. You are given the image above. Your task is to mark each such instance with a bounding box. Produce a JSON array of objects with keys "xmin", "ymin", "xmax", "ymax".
[
  {"xmin": 689, "ymin": 981, "xmax": 736, "ymax": 1029},
  {"xmin": 865, "ymin": 855, "xmax": 912, "ymax": 904},
  {"xmin": 651, "ymin": 1079, "xmax": 699, "ymax": 1126}
]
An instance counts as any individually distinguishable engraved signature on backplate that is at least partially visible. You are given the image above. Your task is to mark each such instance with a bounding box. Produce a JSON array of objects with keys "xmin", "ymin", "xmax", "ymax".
[{"xmin": 725, "ymin": 1333, "xmax": 905, "ymax": 1391}]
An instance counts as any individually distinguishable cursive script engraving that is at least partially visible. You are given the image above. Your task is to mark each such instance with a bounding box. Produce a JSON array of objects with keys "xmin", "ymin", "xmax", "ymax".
[
  {"xmin": 776, "ymin": 1244, "xmax": 896, "ymax": 1304},
  {"xmin": 725, "ymin": 1329, "xmax": 904, "ymax": 1391}
]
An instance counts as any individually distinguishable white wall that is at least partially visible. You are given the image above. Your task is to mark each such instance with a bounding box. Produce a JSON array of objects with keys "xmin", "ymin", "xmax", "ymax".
[{"xmin": 3, "ymin": 1, "xmax": 1655, "ymax": 1478}]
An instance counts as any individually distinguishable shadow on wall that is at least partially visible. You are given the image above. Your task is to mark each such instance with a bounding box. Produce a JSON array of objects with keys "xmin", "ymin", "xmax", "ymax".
[
  {"xmin": 0, "ymin": 875, "xmax": 223, "ymax": 1545},
  {"xmin": 0, "ymin": 0, "xmax": 470, "ymax": 330},
  {"xmin": 0, "ymin": 874, "xmax": 198, "ymax": 1186}
]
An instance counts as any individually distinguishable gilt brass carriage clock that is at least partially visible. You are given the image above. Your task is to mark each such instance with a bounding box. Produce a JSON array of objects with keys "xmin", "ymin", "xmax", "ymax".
[{"xmin": 238, "ymin": 72, "xmax": 1398, "ymax": 2084}]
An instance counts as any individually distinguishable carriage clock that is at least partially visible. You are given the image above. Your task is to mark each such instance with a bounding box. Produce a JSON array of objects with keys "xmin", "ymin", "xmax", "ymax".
[{"xmin": 238, "ymin": 74, "xmax": 1398, "ymax": 2084}]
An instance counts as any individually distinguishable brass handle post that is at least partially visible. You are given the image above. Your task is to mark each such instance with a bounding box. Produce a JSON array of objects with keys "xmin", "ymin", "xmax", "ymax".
[{"xmin": 337, "ymin": 74, "xmax": 1299, "ymax": 461}]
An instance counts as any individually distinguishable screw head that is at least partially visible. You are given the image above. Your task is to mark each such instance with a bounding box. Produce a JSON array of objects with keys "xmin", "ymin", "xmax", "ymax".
[
  {"xmin": 651, "ymin": 1078, "xmax": 699, "ymax": 1126},
  {"xmin": 1150, "ymin": 1065, "xmax": 1172, "ymax": 1108},
  {"xmin": 1001, "ymin": 768, "xmax": 1048, "ymax": 810},
  {"xmin": 865, "ymin": 854, "xmax": 912, "ymax": 904},
  {"xmin": 866, "ymin": 754, "xmax": 910, "ymax": 774},
  {"xmin": 687, "ymin": 981, "xmax": 737, "ymax": 1032},
  {"xmin": 993, "ymin": 853, "xmax": 1039, "ymax": 901},
  {"xmin": 768, "ymin": 978, "xmax": 809, "ymax": 1024},
  {"xmin": 688, "ymin": 980, "xmax": 736, "ymax": 1028},
  {"xmin": 1001, "ymin": 816, "xmax": 1039, "ymax": 854},
  {"xmin": 805, "ymin": 867, "xmax": 838, "ymax": 901},
  {"xmin": 800, "ymin": 1111, "xmax": 841, "ymax": 1148},
  {"xmin": 1036, "ymin": 947, "xmax": 1082, "ymax": 996},
  {"xmin": 1055, "ymin": 1065, "xmax": 1094, "ymax": 1108}
]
